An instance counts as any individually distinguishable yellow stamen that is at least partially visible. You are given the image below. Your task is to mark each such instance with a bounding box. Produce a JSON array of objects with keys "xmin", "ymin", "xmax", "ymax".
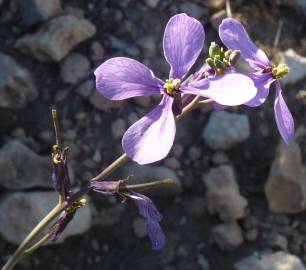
[
  {"xmin": 163, "ymin": 79, "xmax": 181, "ymax": 96},
  {"xmin": 272, "ymin": 63, "xmax": 289, "ymax": 79}
]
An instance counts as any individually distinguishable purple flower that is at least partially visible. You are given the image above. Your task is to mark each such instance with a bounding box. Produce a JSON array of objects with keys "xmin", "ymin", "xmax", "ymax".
[
  {"xmin": 219, "ymin": 18, "xmax": 294, "ymax": 143},
  {"xmin": 95, "ymin": 13, "xmax": 257, "ymax": 165},
  {"xmin": 90, "ymin": 180, "xmax": 165, "ymax": 250}
]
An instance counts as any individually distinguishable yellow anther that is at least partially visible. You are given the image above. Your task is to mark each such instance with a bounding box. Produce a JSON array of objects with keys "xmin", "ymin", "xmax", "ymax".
[
  {"xmin": 163, "ymin": 79, "xmax": 181, "ymax": 96},
  {"xmin": 79, "ymin": 198, "xmax": 87, "ymax": 206},
  {"xmin": 272, "ymin": 63, "xmax": 289, "ymax": 79}
]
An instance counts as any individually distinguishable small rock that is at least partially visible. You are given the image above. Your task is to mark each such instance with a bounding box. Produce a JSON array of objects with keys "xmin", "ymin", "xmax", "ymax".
[
  {"xmin": 281, "ymin": 49, "xmax": 306, "ymax": 84},
  {"xmin": 245, "ymin": 229, "xmax": 259, "ymax": 242},
  {"xmin": 60, "ymin": 53, "xmax": 90, "ymax": 84},
  {"xmin": 137, "ymin": 35, "xmax": 156, "ymax": 57},
  {"xmin": 180, "ymin": 2, "xmax": 206, "ymax": 19},
  {"xmin": 210, "ymin": 10, "xmax": 227, "ymax": 30},
  {"xmin": 267, "ymin": 232, "xmax": 288, "ymax": 251},
  {"xmin": 90, "ymin": 41, "xmax": 104, "ymax": 61},
  {"xmin": 111, "ymin": 118, "xmax": 126, "ymax": 139},
  {"xmin": 18, "ymin": 0, "xmax": 62, "ymax": 27},
  {"xmin": 133, "ymin": 217, "xmax": 147, "ymax": 238},
  {"xmin": 0, "ymin": 140, "xmax": 53, "ymax": 189},
  {"xmin": 0, "ymin": 53, "xmax": 37, "ymax": 108},
  {"xmin": 172, "ymin": 144, "xmax": 184, "ymax": 158},
  {"xmin": 122, "ymin": 163, "xmax": 182, "ymax": 197},
  {"xmin": 144, "ymin": 0, "xmax": 159, "ymax": 8},
  {"xmin": 204, "ymin": 0, "xmax": 225, "ymax": 10},
  {"xmin": 133, "ymin": 96, "xmax": 151, "ymax": 108},
  {"xmin": 0, "ymin": 192, "xmax": 91, "ymax": 244},
  {"xmin": 16, "ymin": 15, "xmax": 96, "ymax": 62},
  {"xmin": 165, "ymin": 157, "xmax": 180, "ymax": 170},
  {"xmin": 65, "ymin": 6, "xmax": 84, "ymax": 18},
  {"xmin": 109, "ymin": 35, "xmax": 140, "ymax": 57},
  {"xmin": 197, "ymin": 254, "xmax": 210, "ymax": 270},
  {"xmin": 188, "ymin": 146, "xmax": 201, "ymax": 161},
  {"xmin": 184, "ymin": 196, "xmax": 206, "ymax": 218},
  {"xmin": 297, "ymin": 0, "xmax": 306, "ymax": 14},
  {"xmin": 89, "ymin": 91, "xmax": 123, "ymax": 112},
  {"xmin": 203, "ymin": 111, "xmax": 250, "ymax": 150},
  {"xmin": 76, "ymin": 79, "xmax": 94, "ymax": 98},
  {"xmin": 235, "ymin": 251, "xmax": 306, "ymax": 270},
  {"xmin": 265, "ymin": 141, "xmax": 306, "ymax": 213},
  {"xmin": 202, "ymin": 165, "xmax": 248, "ymax": 222},
  {"xmin": 93, "ymin": 204, "xmax": 125, "ymax": 227},
  {"xmin": 212, "ymin": 223, "xmax": 244, "ymax": 251}
]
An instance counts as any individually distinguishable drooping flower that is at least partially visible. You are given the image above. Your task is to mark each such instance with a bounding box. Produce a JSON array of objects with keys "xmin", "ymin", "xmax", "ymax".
[
  {"xmin": 219, "ymin": 18, "xmax": 294, "ymax": 143},
  {"xmin": 95, "ymin": 13, "xmax": 257, "ymax": 165},
  {"xmin": 90, "ymin": 180, "xmax": 165, "ymax": 250}
]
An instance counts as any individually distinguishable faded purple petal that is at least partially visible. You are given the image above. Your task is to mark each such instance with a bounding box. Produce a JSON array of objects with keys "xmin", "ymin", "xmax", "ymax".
[
  {"xmin": 274, "ymin": 81, "xmax": 294, "ymax": 144},
  {"xmin": 122, "ymin": 95, "xmax": 175, "ymax": 165},
  {"xmin": 219, "ymin": 18, "xmax": 270, "ymax": 69},
  {"xmin": 147, "ymin": 220, "xmax": 166, "ymax": 250},
  {"xmin": 52, "ymin": 163, "xmax": 61, "ymax": 193},
  {"xmin": 245, "ymin": 73, "xmax": 275, "ymax": 107},
  {"xmin": 52, "ymin": 159, "xmax": 72, "ymax": 199},
  {"xmin": 90, "ymin": 180, "xmax": 120, "ymax": 195},
  {"xmin": 95, "ymin": 57, "xmax": 162, "ymax": 100},
  {"xmin": 182, "ymin": 73, "xmax": 257, "ymax": 106},
  {"xmin": 49, "ymin": 211, "xmax": 74, "ymax": 241},
  {"xmin": 163, "ymin": 13, "xmax": 204, "ymax": 79}
]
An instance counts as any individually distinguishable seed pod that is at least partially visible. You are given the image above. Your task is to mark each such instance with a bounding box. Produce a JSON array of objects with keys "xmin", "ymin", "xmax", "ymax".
[
  {"xmin": 205, "ymin": 58, "xmax": 215, "ymax": 68},
  {"xmin": 209, "ymin": 42, "xmax": 221, "ymax": 58},
  {"xmin": 229, "ymin": 50, "xmax": 240, "ymax": 66},
  {"xmin": 214, "ymin": 58, "xmax": 226, "ymax": 70}
]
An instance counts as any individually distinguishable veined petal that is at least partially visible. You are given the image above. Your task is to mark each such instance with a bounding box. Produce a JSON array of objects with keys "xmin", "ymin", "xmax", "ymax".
[
  {"xmin": 95, "ymin": 57, "xmax": 162, "ymax": 100},
  {"xmin": 163, "ymin": 13, "xmax": 204, "ymax": 79},
  {"xmin": 182, "ymin": 73, "xmax": 257, "ymax": 106},
  {"xmin": 122, "ymin": 95, "xmax": 175, "ymax": 164},
  {"xmin": 147, "ymin": 220, "xmax": 165, "ymax": 250},
  {"xmin": 274, "ymin": 81, "xmax": 294, "ymax": 144},
  {"xmin": 219, "ymin": 18, "xmax": 270, "ymax": 70},
  {"xmin": 245, "ymin": 73, "xmax": 275, "ymax": 107}
]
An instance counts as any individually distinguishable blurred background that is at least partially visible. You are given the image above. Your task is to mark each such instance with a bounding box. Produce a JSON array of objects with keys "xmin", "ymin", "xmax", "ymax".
[{"xmin": 1, "ymin": 0, "xmax": 306, "ymax": 269}]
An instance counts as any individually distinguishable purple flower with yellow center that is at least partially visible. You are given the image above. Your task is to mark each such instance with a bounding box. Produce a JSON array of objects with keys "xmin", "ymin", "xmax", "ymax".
[
  {"xmin": 95, "ymin": 13, "xmax": 257, "ymax": 165},
  {"xmin": 90, "ymin": 180, "xmax": 165, "ymax": 250},
  {"xmin": 219, "ymin": 18, "xmax": 294, "ymax": 143}
]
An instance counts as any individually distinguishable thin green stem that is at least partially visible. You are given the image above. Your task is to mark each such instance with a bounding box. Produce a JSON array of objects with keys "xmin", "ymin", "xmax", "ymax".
[{"xmin": 125, "ymin": 178, "xmax": 174, "ymax": 191}]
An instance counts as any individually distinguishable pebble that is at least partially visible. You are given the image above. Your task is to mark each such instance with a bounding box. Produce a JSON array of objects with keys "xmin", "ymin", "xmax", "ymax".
[
  {"xmin": 202, "ymin": 165, "xmax": 248, "ymax": 222},
  {"xmin": 267, "ymin": 232, "xmax": 288, "ymax": 251},
  {"xmin": 16, "ymin": 15, "xmax": 96, "ymax": 62},
  {"xmin": 109, "ymin": 35, "xmax": 140, "ymax": 57},
  {"xmin": 165, "ymin": 157, "xmax": 180, "ymax": 170},
  {"xmin": 133, "ymin": 217, "xmax": 147, "ymax": 238},
  {"xmin": 0, "ymin": 53, "xmax": 37, "ymax": 108},
  {"xmin": 180, "ymin": 2, "xmax": 207, "ymax": 19},
  {"xmin": 144, "ymin": 0, "xmax": 160, "ymax": 8},
  {"xmin": 89, "ymin": 91, "xmax": 123, "ymax": 112},
  {"xmin": 245, "ymin": 228, "xmax": 259, "ymax": 242},
  {"xmin": 281, "ymin": 49, "xmax": 306, "ymax": 84},
  {"xmin": 203, "ymin": 111, "xmax": 250, "ymax": 150},
  {"xmin": 111, "ymin": 118, "xmax": 127, "ymax": 139},
  {"xmin": 75, "ymin": 79, "xmax": 95, "ymax": 98},
  {"xmin": 210, "ymin": 10, "xmax": 227, "ymax": 30},
  {"xmin": 137, "ymin": 35, "xmax": 156, "ymax": 57},
  {"xmin": 212, "ymin": 223, "xmax": 244, "ymax": 251},
  {"xmin": 90, "ymin": 41, "xmax": 105, "ymax": 61},
  {"xmin": 0, "ymin": 192, "xmax": 91, "ymax": 244},
  {"xmin": 212, "ymin": 151, "xmax": 229, "ymax": 165},
  {"xmin": 60, "ymin": 53, "xmax": 90, "ymax": 84}
]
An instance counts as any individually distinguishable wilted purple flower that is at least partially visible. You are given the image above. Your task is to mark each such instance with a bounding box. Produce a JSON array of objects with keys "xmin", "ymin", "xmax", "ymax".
[
  {"xmin": 90, "ymin": 180, "xmax": 165, "ymax": 250},
  {"xmin": 95, "ymin": 13, "xmax": 257, "ymax": 165},
  {"xmin": 219, "ymin": 18, "xmax": 294, "ymax": 143},
  {"xmin": 49, "ymin": 211, "xmax": 74, "ymax": 241}
]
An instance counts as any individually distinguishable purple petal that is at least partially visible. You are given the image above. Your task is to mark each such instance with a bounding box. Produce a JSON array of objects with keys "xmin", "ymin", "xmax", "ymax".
[
  {"xmin": 130, "ymin": 191, "xmax": 163, "ymax": 222},
  {"xmin": 163, "ymin": 13, "xmax": 204, "ymax": 79},
  {"xmin": 95, "ymin": 57, "xmax": 162, "ymax": 100},
  {"xmin": 52, "ymin": 159, "xmax": 72, "ymax": 199},
  {"xmin": 90, "ymin": 180, "xmax": 120, "ymax": 195},
  {"xmin": 219, "ymin": 18, "xmax": 270, "ymax": 70},
  {"xmin": 274, "ymin": 81, "xmax": 294, "ymax": 144},
  {"xmin": 122, "ymin": 95, "xmax": 175, "ymax": 164},
  {"xmin": 147, "ymin": 220, "xmax": 166, "ymax": 250},
  {"xmin": 49, "ymin": 211, "xmax": 75, "ymax": 241},
  {"xmin": 182, "ymin": 73, "xmax": 257, "ymax": 106},
  {"xmin": 245, "ymin": 73, "xmax": 275, "ymax": 107}
]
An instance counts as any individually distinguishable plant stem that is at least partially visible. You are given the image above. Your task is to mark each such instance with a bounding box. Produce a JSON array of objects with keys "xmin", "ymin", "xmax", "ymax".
[
  {"xmin": 2, "ymin": 96, "xmax": 210, "ymax": 270},
  {"xmin": 125, "ymin": 178, "xmax": 174, "ymax": 191}
]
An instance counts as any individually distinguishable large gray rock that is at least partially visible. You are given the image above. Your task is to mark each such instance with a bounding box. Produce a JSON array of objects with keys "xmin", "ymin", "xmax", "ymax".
[
  {"xmin": 0, "ymin": 53, "xmax": 37, "ymax": 108},
  {"xmin": 203, "ymin": 111, "xmax": 250, "ymax": 150},
  {"xmin": 235, "ymin": 251, "xmax": 306, "ymax": 270},
  {"xmin": 202, "ymin": 165, "xmax": 248, "ymax": 222},
  {"xmin": 265, "ymin": 141, "xmax": 306, "ymax": 213},
  {"xmin": 281, "ymin": 49, "xmax": 306, "ymax": 85},
  {"xmin": 16, "ymin": 15, "xmax": 96, "ymax": 62},
  {"xmin": 0, "ymin": 140, "xmax": 52, "ymax": 189},
  {"xmin": 0, "ymin": 192, "xmax": 91, "ymax": 244},
  {"xmin": 18, "ymin": 0, "xmax": 62, "ymax": 27},
  {"xmin": 121, "ymin": 163, "xmax": 182, "ymax": 197}
]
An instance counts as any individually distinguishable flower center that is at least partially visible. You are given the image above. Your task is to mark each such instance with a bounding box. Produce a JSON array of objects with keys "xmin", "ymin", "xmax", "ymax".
[
  {"xmin": 66, "ymin": 197, "xmax": 87, "ymax": 214},
  {"xmin": 164, "ymin": 79, "xmax": 181, "ymax": 96},
  {"xmin": 272, "ymin": 63, "xmax": 289, "ymax": 79}
]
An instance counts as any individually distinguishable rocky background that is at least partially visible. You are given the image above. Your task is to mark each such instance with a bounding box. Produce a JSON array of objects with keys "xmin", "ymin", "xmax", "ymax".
[{"xmin": 1, "ymin": 0, "xmax": 306, "ymax": 269}]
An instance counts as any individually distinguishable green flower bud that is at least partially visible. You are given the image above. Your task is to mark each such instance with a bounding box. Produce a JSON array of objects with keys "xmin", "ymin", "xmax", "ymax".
[
  {"xmin": 209, "ymin": 42, "xmax": 221, "ymax": 58},
  {"xmin": 214, "ymin": 58, "xmax": 226, "ymax": 70},
  {"xmin": 229, "ymin": 50, "xmax": 240, "ymax": 66},
  {"xmin": 224, "ymin": 50, "xmax": 233, "ymax": 60}
]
